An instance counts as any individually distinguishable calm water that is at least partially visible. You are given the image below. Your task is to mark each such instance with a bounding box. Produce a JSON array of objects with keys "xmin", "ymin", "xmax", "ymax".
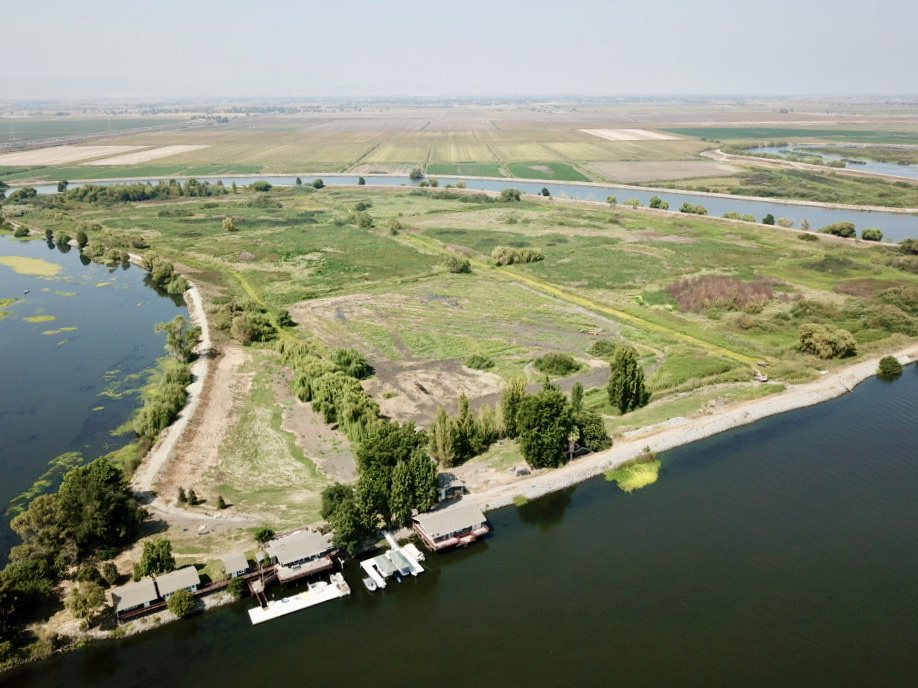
[
  {"xmin": 0, "ymin": 235, "xmax": 187, "ymax": 556},
  {"xmin": 750, "ymin": 145, "xmax": 918, "ymax": 181},
  {"xmin": 5, "ymin": 370, "xmax": 917, "ymax": 688},
  {"xmin": 15, "ymin": 174, "xmax": 918, "ymax": 242}
]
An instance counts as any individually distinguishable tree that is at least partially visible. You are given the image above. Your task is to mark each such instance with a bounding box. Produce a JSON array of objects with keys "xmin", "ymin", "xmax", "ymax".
[
  {"xmin": 500, "ymin": 188, "xmax": 521, "ymax": 202},
  {"xmin": 878, "ymin": 355, "xmax": 903, "ymax": 379},
  {"xmin": 358, "ymin": 177, "xmax": 366, "ymax": 185},
  {"xmin": 762, "ymin": 214, "xmax": 775, "ymax": 225},
  {"xmin": 66, "ymin": 581, "xmax": 105, "ymax": 624},
  {"xmin": 167, "ymin": 589, "xmax": 196, "ymax": 618},
  {"xmin": 428, "ymin": 407, "xmax": 458, "ymax": 467},
  {"xmin": 607, "ymin": 345, "xmax": 649, "ymax": 414},
  {"xmin": 575, "ymin": 410, "xmax": 612, "ymax": 452},
  {"xmin": 134, "ymin": 539, "xmax": 175, "ymax": 579},
  {"xmin": 649, "ymin": 196, "xmax": 668, "ymax": 210},
  {"xmin": 607, "ymin": 196, "xmax": 617, "ymax": 206},
  {"xmin": 861, "ymin": 228, "xmax": 884, "ymax": 242},
  {"xmin": 253, "ymin": 527, "xmax": 274, "ymax": 543},
  {"xmin": 541, "ymin": 187, "xmax": 551, "ymax": 197},
  {"xmin": 501, "ymin": 377, "xmax": 527, "ymax": 439},
  {"xmin": 227, "ymin": 577, "xmax": 247, "ymax": 600},
  {"xmin": 222, "ymin": 216, "xmax": 237, "ymax": 232},
  {"xmin": 177, "ymin": 487, "xmax": 187, "ymax": 504},
  {"xmin": 818, "ymin": 222, "xmax": 856, "ymax": 238},
  {"xmin": 570, "ymin": 382, "xmax": 584, "ymax": 415},
  {"xmin": 409, "ymin": 167, "xmax": 424, "ymax": 180},
  {"xmin": 408, "ymin": 451, "xmax": 437, "ymax": 513},
  {"xmin": 57, "ymin": 180, "xmax": 69, "ymax": 193},
  {"xmin": 295, "ymin": 177, "xmax": 302, "ymax": 185},
  {"xmin": 330, "ymin": 348, "xmax": 374, "ymax": 379},
  {"xmin": 101, "ymin": 562, "xmax": 119, "ymax": 586},
  {"xmin": 187, "ymin": 488, "xmax": 198, "ymax": 505},
  {"xmin": 251, "ymin": 180, "xmax": 272, "ymax": 192},
  {"xmin": 389, "ymin": 460, "xmax": 413, "ymax": 524},
  {"xmin": 231, "ymin": 182, "xmax": 238, "ymax": 194},
  {"xmin": 217, "ymin": 495, "xmax": 227, "ymax": 509},
  {"xmin": 801, "ymin": 219, "xmax": 811, "ymax": 231},
  {"xmin": 517, "ymin": 381, "xmax": 574, "ymax": 468},
  {"xmin": 445, "ymin": 255, "xmax": 471, "ymax": 273},
  {"xmin": 75, "ymin": 229, "xmax": 88, "ymax": 249},
  {"xmin": 454, "ymin": 393, "xmax": 478, "ymax": 461},
  {"xmin": 155, "ymin": 316, "xmax": 201, "ymax": 363}
]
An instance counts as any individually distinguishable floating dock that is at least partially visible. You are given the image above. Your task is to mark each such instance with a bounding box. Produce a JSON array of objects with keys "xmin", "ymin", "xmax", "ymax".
[
  {"xmin": 359, "ymin": 533, "xmax": 426, "ymax": 591},
  {"xmin": 247, "ymin": 572, "xmax": 350, "ymax": 625}
]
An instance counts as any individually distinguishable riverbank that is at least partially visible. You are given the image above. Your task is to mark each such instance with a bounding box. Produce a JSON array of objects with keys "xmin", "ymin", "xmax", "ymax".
[{"xmin": 469, "ymin": 347, "xmax": 917, "ymax": 512}]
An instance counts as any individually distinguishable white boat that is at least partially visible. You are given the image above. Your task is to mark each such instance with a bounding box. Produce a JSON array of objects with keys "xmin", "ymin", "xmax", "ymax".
[{"xmin": 362, "ymin": 576, "xmax": 378, "ymax": 592}]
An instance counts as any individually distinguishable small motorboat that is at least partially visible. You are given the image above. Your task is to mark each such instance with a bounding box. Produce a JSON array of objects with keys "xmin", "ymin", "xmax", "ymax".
[{"xmin": 362, "ymin": 577, "xmax": 378, "ymax": 592}]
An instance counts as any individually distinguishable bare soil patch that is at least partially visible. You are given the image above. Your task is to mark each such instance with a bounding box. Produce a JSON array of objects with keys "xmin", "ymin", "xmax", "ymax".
[
  {"xmin": 587, "ymin": 160, "xmax": 739, "ymax": 182},
  {"xmin": 83, "ymin": 145, "xmax": 208, "ymax": 166},
  {"xmin": 0, "ymin": 145, "xmax": 145, "ymax": 166},
  {"xmin": 580, "ymin": 129, "xmax": 681, "ymax": 142},
  {"xmin": 365, "ymin": 358, "xmax": 505, "ymax": 425}
]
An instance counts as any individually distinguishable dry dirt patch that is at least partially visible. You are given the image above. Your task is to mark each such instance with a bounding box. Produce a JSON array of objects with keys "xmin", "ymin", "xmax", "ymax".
[
  {"xmin": 580, "ymin": 128, "xmax": 680, "ymax": 142},
  {"xmin": 0, "ymin": 145, "xmax": 145, "ymax": 166},
  {"xmin": 365, "ymin": 358, "xmax": 505, "ymax": 425},
  {"xmin": 83, "ymin": 145, "xmax": 209, "ymax": 166}
]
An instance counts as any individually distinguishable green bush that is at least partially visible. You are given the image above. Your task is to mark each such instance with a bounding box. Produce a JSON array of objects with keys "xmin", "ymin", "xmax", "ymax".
[
  {"xmin": 588, "ymin": 339, "xmax": 619, "ymax": 359},
  {"xmin": 445, "ymin": 255, "xmax": 471, "ymax": 273},
  {"xmin": 798, "ymin": 323, "xmax": 857, "ymax": 358},
  {"xmin": 861, "ymin": 228, "xmax": 884, "ymax": 242},
  {"xmin": 330, "ymin": 348, "xmax": 374, "ymax": 379},
  {"xmin": 818, "ymin": 222, "xmax": 856, "ymax": 238},
  {"xmin": 251, "ymin": 180, "xmax": 272, "ymax": 192},
  {"xmin": 797, "ymin": 232, "xmax": 820, "ymax": 242},
  {"xmin": 534, "ymin": 353, "xmax": 581, "ymax": 377},
  {"xmin": 13, "ymin": 227, "xmax": 28, "ymax": 237},
  {"xmin": 465, "ymin": 354, "xmax": 494, "ymax": 370},
  {"xmin": 167, "ymin": 589, "xmax": 197, "ymax": 618},
  {"xmin": 878, "ymin": 356, "xmax": 904, "ymax": 379}
]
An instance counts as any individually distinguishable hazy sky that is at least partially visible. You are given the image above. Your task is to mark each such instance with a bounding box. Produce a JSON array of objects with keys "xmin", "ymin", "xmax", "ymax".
[{"xmin": 4, "ymin": 0, "xmax": 917, "ymax": 99}]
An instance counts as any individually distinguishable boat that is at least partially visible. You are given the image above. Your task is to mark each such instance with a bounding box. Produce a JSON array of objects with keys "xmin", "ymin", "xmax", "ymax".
[{"xmin": 362, "ymin": 577, "xmax": 378, "ymax": 592}]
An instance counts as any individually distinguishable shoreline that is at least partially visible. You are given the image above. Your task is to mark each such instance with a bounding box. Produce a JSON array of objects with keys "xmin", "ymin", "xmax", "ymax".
[{"xmin": 472, "ymin": 346, "xmax": 917, "ymax": 512}]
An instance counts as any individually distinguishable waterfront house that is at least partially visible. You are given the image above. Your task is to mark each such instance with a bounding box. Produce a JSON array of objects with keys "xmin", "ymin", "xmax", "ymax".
[
  {"xmin": 155, "ymin": 566, "xmax": 201, "ymax": 600},
  {"xmin": 221, "ymin": 551, "xmax": 250, "ymax": 578},
  {"xmin": 413, "ymin": 500, "xmax": 490, "ymax": 551},
  {"xmin": 265, "ymin": 530, "xmax": 336, "ymax": 582},
  {"xmin": 111, "ymin": 577, "xmax": 158, "ymax": 616},
  {"xmin": 437, "ymin": 472, "xmax": 466, "ymax": 502}
]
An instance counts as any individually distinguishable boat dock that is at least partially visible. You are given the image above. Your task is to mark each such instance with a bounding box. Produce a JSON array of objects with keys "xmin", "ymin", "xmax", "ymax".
[
  {"xmin": 360, "ymin": 533, "xmax": 426, "ymax": 591},
  {"xmin": 247, "ymin": 572, "xmax": 350, "ymax": 625}
]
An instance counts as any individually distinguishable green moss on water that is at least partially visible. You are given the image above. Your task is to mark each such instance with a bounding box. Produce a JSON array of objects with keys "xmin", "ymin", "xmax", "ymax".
[
  {"xmin": 5, "ymin": 451, "xmax": 85, "ymax": 516},
  {"xmin": 99, "ymin": 367, "xmax": 150, "ymax": 400},
  {"xmin": 0, "ymin": 255, "xmax": 63, "ymax": 277},
  {"xmin": 605, "ymin": 452, "xmax": 662, "ymax": 493},
  {"xmin": 24, "ymin": 314, "xmax": 55, "ymax": 323}
]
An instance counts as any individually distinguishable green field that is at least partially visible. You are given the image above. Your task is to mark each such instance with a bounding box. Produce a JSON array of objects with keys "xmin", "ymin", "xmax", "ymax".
[
  {"xmin": 0, "ymin": 164, "xmax": 264, "ymax": 182},
  {"xmin": 0, "ymin": 116, "xmax": 187, "ymax": 145},
  {"xmin": 664, "ymin": 127, "xmax": 918, "ymax": 145},
  {"xmin": 506, "ymin": 162, "xmax": 589, "ymax": 181},
  {"xmin": 426, "ymin": 163, "xmax": 506, "ymax": 177}
]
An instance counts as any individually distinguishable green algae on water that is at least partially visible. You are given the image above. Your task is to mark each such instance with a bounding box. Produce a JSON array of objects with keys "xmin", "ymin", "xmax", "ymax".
[
  {"xmin": 0, "ymin": 255, "xmax": 63, "ymax": 277},
  {"xmin": 605, "ymin": 451, "xmax": 662, "ymax": 493},
  {"xmin": 5, "ymin": 452, "xmax": 85, "ymax": 517},
  {"xmin": 24, "ymin": 314, "xmax": 56, "ymax": 323}
]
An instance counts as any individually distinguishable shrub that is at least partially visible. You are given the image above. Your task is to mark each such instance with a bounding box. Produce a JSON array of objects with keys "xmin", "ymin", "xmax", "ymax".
[
  {"xmin": 491, "ymin": 245, "xmax": 544, "ymax": 266},
  {"xmin": 330, "ymin": 348, "xmax": 374, "ymax": 379},
  {"xmin": 445, "ymin": 255, "xmax": 471, "ymax": 273},
  {"xmin": 355, "ymin": 211, "xmax": 373, "ymax": 228},
  {"xmin": 465, "ymin": 354, "xmax": 494, "ymax": 370},
  {"xmin": 534, "ymin": 353, "xmax": 581, "ymax": 377},
  {"xmin": 254, "ymin": 527, "xmax": 275, "ymax": 543},
  {"xmin": 861, "ymin": 228, "xmax": 884, "ymax": 242},
  {"xmin": 227, "ymin": 577, "xmax": 247, "ymax": 600},
  {"xmin": 167, "ymin": 589, "xmax": 196, "ymax": 618},
  {"xmin": 589, "ymin": 339, "xmax": 619, "ymax": 359},
  {"xmin": 798, "ymin": 232, "xmax": 820, "ymax": 242},
  {"xmin": 13, "ymin": 226, "xmax": 28, "ymax": 237},
  {"xmin": 312, "ymin": 178, "xmax": 325, "ymax": 189},
  {"xmin": 251, "ymin": 180, "xmax": 272, "ymax": 192},
  {"xmin": 798, "ymin": 323, "xmax": 857, "ymax": 359},
  {"xmin": 818, "ymin": 222, "xmax": 856, "ymax": 238},
  {"xmin": 878, "ymin": 356, "xmax": 903, "ymax": 379},
  {"xmin": 665, "ymin": 275, "xmax": 774, "ymax": 313},
  {"xmin": 499, "ymin": 188, "xmax": 521, "ymax": 202},
  {"xmin": 898, "ymin": 238, "xmax": 918, "ymax": 255},
  {"xmin": 762, "ymin": 214, "xmax": 775, "ymax": 225},
  {"xmin": 409, "ymin": 167, "xmax": 424, "ymax": 180}
]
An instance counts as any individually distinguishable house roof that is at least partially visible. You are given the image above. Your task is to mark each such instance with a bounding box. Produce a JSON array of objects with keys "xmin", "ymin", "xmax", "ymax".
[
  {"xmin": 111, "ymin": 577, "xmax": 158, "ymax": 612},
  {"xmin": 221, "ymin": 551, "xmax": 249, "ymax": 574},
  {"xmin": 155, "ymin": 566, "xmax": 201, "ymax": 597},
  {"xmin": 414, "ymin": 501, "xmax": 487, "ymax": 539},
  {"xmin": 438, "ymin": 472, "xmax": 465, "ymax": 490},
  {"xmin": 265, "ymin": 530, "xmax": 333, "ymax": 566}
]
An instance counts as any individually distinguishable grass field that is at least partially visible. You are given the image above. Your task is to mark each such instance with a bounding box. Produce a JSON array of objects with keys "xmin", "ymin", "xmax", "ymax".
[
  {"xmin": 506, "ymin": 162, "xmax": 589, "ymax": 181},
  {"xmin": 0, "ymin": 116, "xmax": 187, "ymax": 145},
  {"xmin": 426, "ymin": 163, "xmax": 506, "ymax": 177},
  {"xmin": 664, "ymin": 128, "xmax": 918, "ymax": 145}
]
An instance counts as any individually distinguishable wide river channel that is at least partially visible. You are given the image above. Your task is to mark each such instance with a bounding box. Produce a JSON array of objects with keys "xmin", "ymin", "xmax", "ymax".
[
  {"xmin": 15, "ymin": 174, "xmax": 918, "ymax": 242},
  {"xmin": 4, "ymin": 365, "xmax": 917, "ymax": 687}
]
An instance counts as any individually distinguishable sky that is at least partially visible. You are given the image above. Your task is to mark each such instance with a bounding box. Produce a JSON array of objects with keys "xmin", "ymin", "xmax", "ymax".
[{"xmin": 3, "ymin": 0, "xmax": 917, "ymax": 100}]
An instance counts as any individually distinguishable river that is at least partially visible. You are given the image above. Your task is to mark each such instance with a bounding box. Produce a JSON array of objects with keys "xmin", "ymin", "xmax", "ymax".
[
  {"xmin": 11, "ymin": 174, "xmax": 918, "ymax": 242},
  {"xmin": 4, "ymin": 368, "xmax": 917, "ymax": 688},
  {"xmin": 748, "ymin": 145, "xmax": 918, "ymax": 181},
  {"xmin": 0, "ymin": 234, "xmax": 187, "ymax": 558}
]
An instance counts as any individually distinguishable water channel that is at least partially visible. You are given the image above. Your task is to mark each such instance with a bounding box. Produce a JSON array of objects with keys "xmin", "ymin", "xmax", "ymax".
[
  {"xmin": 5, "ymin": 369, "xmax": 917, "ymax": 688},
  {"xmin": 0, "ymin": 234, "xmax": 188, "ymax": 557},
  {"xmin": 11, "ymin": 174, "xmax": 918, "ymax": 242},
  {"xmin": 748, "ymin": 145, "xmax": 918, "ymax": 181}
]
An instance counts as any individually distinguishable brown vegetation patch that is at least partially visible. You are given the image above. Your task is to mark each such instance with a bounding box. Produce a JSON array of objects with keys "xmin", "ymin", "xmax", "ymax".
[
  {"xmin": 623, "ymin": 230, "xmax": 696, "ymax": 244},
  {"xmin": 666, "ymin": 275, "xmax": 779, "ymax": 313},
  {"xmin": 834, "ymin": 278, "xmax": 910, "ymax": 297}
]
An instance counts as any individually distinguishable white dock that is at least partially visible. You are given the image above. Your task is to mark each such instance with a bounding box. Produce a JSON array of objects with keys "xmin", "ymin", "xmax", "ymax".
[
  {"xmin": 359, "ymin": 533, "xmax": 426, "ymax": 592},
  {"xmin": 247, "ymin": 573, "xmax": 350, "ymax": 625}
]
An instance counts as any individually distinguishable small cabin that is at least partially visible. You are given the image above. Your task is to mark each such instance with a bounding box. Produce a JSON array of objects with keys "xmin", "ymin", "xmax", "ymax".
[
  {"xmin": 221, "ymin": 551, "xmax": 250, "ymax": 579},
  {"xmin": 437, "ymin": 472, "xmax": 467, "ymax": 502},
  {"xmin": 155, "ymin": 566, "xmax": 200, "ymax": 600},
  {"xmin": 111, "ymin": 577, "xmax": 158, "ymax": 617}
]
